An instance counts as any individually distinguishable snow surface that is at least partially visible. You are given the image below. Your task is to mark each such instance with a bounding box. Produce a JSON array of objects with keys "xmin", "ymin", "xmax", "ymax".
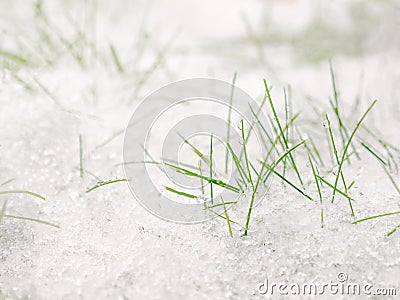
[{"xmin": 0, "ymin": 0, "xmax": 400, "ymax": 299}]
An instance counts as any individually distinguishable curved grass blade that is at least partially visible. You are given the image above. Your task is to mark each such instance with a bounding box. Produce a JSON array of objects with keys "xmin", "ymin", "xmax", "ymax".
[
  {"xmin": 86, "ymin": 178, "xmax": 128, "ymax": 193},
  {"xmin": 0, "ymin": 200, "xmax": 8, "ymax": 223}
]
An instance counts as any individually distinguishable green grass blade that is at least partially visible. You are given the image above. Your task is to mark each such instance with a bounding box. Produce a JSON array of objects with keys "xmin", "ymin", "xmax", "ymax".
[
  {"xmin": 326, "ymin": 114, "xmax": 348, "ymax": 193},
  {"xmin": 308, "ymin": 153, "xmax": 324, "ymax": 228},
  {"xmin": 262, "ymin": 141, "xmax": 305, "ymax": 184},
  {"xmin": 79, "ymin": 134, "xmax": 84, "ymax": 178},
  {"xmin": 0, "ymin": 178, "xmax": 15, "ymax": 187},
  {"xmin": 177, "ymin": 132, "xmax": 209, "ymax": 165},
  {"xmin": 91, "ymin": 128, "xmax": 125, "ymax": 153},
  {"xmin": 199, "ymin": 160, "xmax": 206, "ymax": 207},
  {"xmin": 361, "ymin": 125, "xmax": 400, "ymax": 154},
  {"xmin": 165, "ymin": 186, "xmax": 197, "ymax": 199},
  {"xmin": 359, "ymin": 140, "xmax": 399, "ymax": 194},
  {"xmin": 164, "ymin": 163, "xmax": 240, "ymax": 193},
  {"xmin": 387, "ymin": 225, "xmax": 400, "ymax": 237},
  {"xmin": 206, "ymin": 201, "xmax": 237, "ymax": 209},
  {"xmin": 329, "ymin": 61, "xmax": 360, "ymax": 161},
  {"xmin": 282, "ymin": 88, "xmax": 290, "ymax": 176},
  {"xmin": 86, "ymin": 179, "xmax": 128, "ymax": 193},
  {"xmin": 382, "ymin": 166, "xmax": 400, "ymax": 195},
  {"xmin": 348, "ymin": 180, "xmax": 356, "ymax": 190},
  {"xmin": 243, "ymin": 124, "xmax": 304, "ymax": 236},
  {"xmin": 248, "ymin": 101, "xmax": 274, "ymax": 146},
  {"xmin": 317, "ymin": 175, "xmax": 353, "ymax": 201},
  {"xmin": 142, "ymin": 146, "xmax": 165, "ymax": 173},
  {"xmin": 353, "ymin": 211, "xmax": 400, "ymax": 224},
  {"xmin": 251, "ymin": 106, "xmax": 300, "ymax": 164},
  {"xmin": 241, "ymin": 120, "xmax": 254, "ymax": 188},
  {"xmin": 121, "ymin": 160, "xmax": 162, "ymax": 166},
  {"xmin": 308, "ymin": 154, "xmax": 322, "ymax": 204},
  {"xmin": 309, "ymin": 137, "xmax": 324, "ymax": 167},
  {"xmin": 225, "ymin": 71, "xmax": 237, "ymax": 173},
  {"xmin": 4, "ymin": 214, "xmax": 60, "ymax": 228},
  {"xmin": 266, "ymin": 166, "xmax": 313, "ymax": 201},
  {"xmin": 0, "ymin": 190, "xmax": 45, "ymax": 201},
  {"xmin": 0, "ymin": 50, "xmax": 28, "ymax": 64},
  {"xmin": 294, "ymin": 127, "xmax": 319, "ymax": 168},
  {"xmin": 264, "ymin": 79, "xmax": 304, "ymax": 186},
  {"xmin": 209, "ymin": 134, "xmax": 214, "ymax": 203},
  {"xmin": 243, "ymin": 130, "xmax": 304, "ymax": 236},
  {"xmin": 208, "ymin": 209, "xmax": 238, "ymax": 224},
  {"xmin": 0, "ymin": 199, "xmax": 8, "ymax": 223},
  {"xmin": 227, "ymin": 143, "xmax": 250, "ymax": 184},
  {"xmin": 331, "ymin": 100, "xmax": 377, "ymax": 215},
  {"xmin": 221, "ymin": 196, "xmax": 233, "ymax": 237},
  {"xmin": 244, "ymin": 95, "xmax": 270, "ymax": 147},
  {"xmin": 360, "ymin": 141, "xmax": 388, "ymax": 166},
  {"xmin": 109, "ymin": 44, "xmax": 124, "ymax": 73}
]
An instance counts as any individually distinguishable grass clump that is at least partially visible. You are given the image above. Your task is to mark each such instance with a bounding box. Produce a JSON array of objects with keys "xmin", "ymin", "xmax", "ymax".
[
  {"xmin": 133, "ymin": 65, "xmax": 394, "ymax": 237},
  {"xmin": 86, "ymin": 178, "xmax": 128, "ymax": 193}
]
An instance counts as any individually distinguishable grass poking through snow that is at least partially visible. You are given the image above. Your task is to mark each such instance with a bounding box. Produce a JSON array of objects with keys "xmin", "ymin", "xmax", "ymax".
[
  {"xmin": 264, "ymin": 79, "xmax": 304, "ymax": 187},
  {"xmin": 86, "ymin": 179, "xmax": 128, "ymax": 193},
  {"xmin": 331, "ymin": 100, "xmax": 378, "ymax": 215},
  {"xmin": 0, "ymin": 190, "xmax": 46, "ymax": 201},
  {"xmin": 308, "ymin": 152, "xmax": 324, "ymax": 228},
  {"xmin": 0, "ymin": 180, "xmax": 58, "ymax": 228},
  {"xmin": 79, "ymin": 134, "xmax": 84, "ymax": 178},
  {"xmin": 120, "ymin": 67, "xmax": 393, "ymax": 237},
  {"xmin": 225, "ymin": 72, "xmax": 237, "ymax": 174}
]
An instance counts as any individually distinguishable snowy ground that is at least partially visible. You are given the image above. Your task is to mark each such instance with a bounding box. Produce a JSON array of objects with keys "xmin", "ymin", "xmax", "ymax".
[{"xmin": 1, "ymin": 0, "xmax": 400, "ymax": 299}]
